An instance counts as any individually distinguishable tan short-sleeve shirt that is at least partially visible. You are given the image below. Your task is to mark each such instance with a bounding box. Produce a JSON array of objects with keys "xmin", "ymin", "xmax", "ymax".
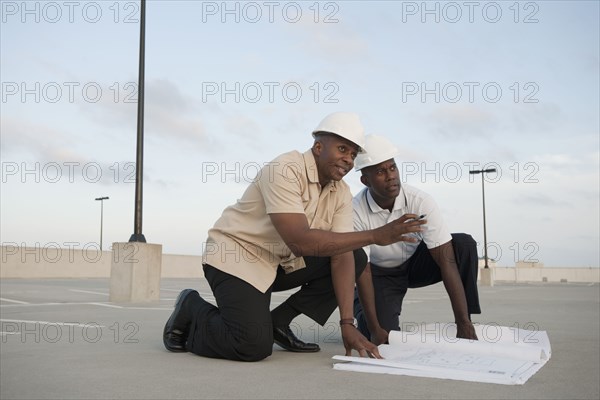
[{"xmin": 202, "ymin": 149, "xmax": 353, "ymax": 293}]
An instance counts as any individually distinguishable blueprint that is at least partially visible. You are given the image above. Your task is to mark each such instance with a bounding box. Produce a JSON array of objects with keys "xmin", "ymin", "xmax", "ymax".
[{"xmin": 333, "ymin": 323, "xmax": 551, "ymax": 385}]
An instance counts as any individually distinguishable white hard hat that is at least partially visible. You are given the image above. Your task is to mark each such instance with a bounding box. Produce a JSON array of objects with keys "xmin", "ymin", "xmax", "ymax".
[
  {"xmin": 354, "ymin": 134, "xmax": 399, "ymax": 171},
  {"xmin": 312, "ymin": 112, "xmax": 366, "ymax": 152}
]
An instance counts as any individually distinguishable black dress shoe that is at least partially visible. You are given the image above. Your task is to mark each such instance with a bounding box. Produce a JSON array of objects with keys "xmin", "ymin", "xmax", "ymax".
[
  {"xmin": 273, "ymin": 326, "xmax": 320, "ymax": 353},
  {"xmin": 163, "ymin": 289, "xmax": 198, "ymax": 352}
]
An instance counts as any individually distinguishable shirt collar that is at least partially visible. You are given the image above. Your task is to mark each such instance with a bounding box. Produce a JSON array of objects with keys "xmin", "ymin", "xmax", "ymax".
[
  {"xmin": 365, "ymin": 185, "xmax": 406, "ymax": 213},
  {"xmin": 303, "ymin": 149, "xmax": 338, "ymax": 192}
]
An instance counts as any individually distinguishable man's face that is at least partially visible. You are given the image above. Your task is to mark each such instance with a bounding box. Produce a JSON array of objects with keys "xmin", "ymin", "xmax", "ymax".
[
  {"xmin": 313, "ymin": 134, "xmax": 359, "ymax": 184},
  {"xmin": 361, "ymin": 159, "xmax": 401, "ymax": 201}
]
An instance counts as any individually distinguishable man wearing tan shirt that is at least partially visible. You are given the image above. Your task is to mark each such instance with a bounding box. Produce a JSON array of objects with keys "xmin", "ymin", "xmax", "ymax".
[{"xmin": 163, "ymin": 112, "xmax": 426, "ymax": 361}]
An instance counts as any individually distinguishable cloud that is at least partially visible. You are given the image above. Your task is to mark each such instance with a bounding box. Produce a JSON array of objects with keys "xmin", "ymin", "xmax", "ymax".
[
  {"xmin": 77, "ymin": 78, "xmax": 209, "ymax": 148},
  {"xmin": 0, "ymin": 116, "xmax": 79, "ymax": 162},
  {"xmin": 516, "ymin": 193, "xmax": 571, "ymax": 208},
  {"xmin": 508, "ymin": 103, "xmax": 562, "ymax": 137},
  {"xmin": 418, "ymin": 101, "xmax": 566, "ymax": 152},
  {"xmin": 290, "ymin": 15, "xmax": 369, "ymax": 63},
  {"xmin": 223, "ymin": 113, "xmax": 261, "ymax": 139},
  {"xmin": 1, "ymin": 117, "xmax": 142, "ymax": 186},
  {"xmin": 532, "ymin": 151, "xmax": 599, "ymax": 174},
  {"xmin": 424, "ymin": 104, "xmax": 496, "ymax": 140},
  {"xmin": 146, "ymin": 106, "xmax": 206, "ymax": 144},
  {"xmin": 146, "ymin": 79, "xmax": 190, "ymax": 112}
]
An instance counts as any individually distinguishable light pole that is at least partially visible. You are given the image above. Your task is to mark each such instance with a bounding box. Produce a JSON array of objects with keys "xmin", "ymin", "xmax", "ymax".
[
  {"xmin": 95, "ymin": 196, "xmax": 109, "ymax": 250},
  {"xmin": 469, "ymin": 168, "xmax": 496, "ymax": 268},
  {"xmin": 129, "ymin": 0, "xmax": 147, "ymax": 243}
]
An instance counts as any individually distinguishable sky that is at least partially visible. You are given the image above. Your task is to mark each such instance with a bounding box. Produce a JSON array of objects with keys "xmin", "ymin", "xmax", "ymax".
[{"xmin": 1, "ymin": 0, "xmax": 598, "ymax": 268}]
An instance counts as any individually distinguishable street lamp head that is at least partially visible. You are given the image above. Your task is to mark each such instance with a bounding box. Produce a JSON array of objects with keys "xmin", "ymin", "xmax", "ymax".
[
  {"xmin": 95, "ymin": 196, "xmax": 109, "ymax": 250},
  {"xmin": 469, "ymin": 168, "xmax": 497, "ymax": 175},
  {"xmin": 469, "ymin": 167, "xmax": 495, "ymax": 269}
]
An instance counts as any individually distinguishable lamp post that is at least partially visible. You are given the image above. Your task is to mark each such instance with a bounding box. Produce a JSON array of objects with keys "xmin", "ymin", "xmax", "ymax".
[
  {"xmin": 95, "ymin": 196, "xmax": 109, "ymax": 250},
  {"xmin": 129, "ymin": 0, "xmax": 146, "ymax": 243},
  {"xmin": 469, "ymin": 168, "xmax": 496, "ymax": 268}
]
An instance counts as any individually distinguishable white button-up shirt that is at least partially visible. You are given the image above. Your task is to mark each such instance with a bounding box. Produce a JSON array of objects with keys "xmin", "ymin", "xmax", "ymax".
[{"xmin": 352, "ymin": 184, "xmax": 452, "ymax": 268}]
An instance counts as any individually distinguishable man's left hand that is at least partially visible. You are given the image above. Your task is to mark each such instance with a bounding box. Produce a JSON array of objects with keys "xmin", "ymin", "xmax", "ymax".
[
  {"xmin": 456, "ymin": 321, "xmax": 478, "ymax": 340},
  {"xmin": 342, "ymin": 324, "xmax": 383, "ymax": 358},
  {"xmin": 370, "ymin": 326, "xmax": 389, "ymax": 346}
]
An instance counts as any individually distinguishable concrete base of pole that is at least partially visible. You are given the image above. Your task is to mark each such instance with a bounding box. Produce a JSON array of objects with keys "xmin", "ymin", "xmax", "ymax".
[
  {"xmin": 480, "ymin": 267, "xmax": 494, "ymax": 287},
  {"xmin": 109, "ymin": 242, "xmax": 162, "ymax": 302}
]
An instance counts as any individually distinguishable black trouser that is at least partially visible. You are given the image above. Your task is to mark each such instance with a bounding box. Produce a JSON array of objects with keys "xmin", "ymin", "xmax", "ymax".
[
  {"xmin": 354, "ymin": 233, "xmax": 481, "ymax": 338},
  {"xmin": 187, "ymin": 249, "xmax": 367, "ymax": 362}
]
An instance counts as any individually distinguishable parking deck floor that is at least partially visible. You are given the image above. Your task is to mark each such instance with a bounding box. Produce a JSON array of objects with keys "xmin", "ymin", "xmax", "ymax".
[{"xmin": 1, "ymin": 278, "xmax": 598, "ymax": 399}]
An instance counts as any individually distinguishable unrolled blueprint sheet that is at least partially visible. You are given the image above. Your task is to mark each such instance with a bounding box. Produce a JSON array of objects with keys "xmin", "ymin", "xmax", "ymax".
[{"xmin": 333, "ymin": 324, "xmax": 551, "ymax": 385}]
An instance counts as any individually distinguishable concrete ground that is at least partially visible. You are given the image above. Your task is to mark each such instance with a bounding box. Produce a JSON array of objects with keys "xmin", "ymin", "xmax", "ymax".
[{"xmin": 1, "ymin": 278, "xmax": 598, "ymax": 400}]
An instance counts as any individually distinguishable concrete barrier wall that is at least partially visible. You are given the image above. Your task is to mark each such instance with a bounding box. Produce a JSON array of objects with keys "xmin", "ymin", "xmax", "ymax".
[
  {"xmin": 0, "ymin": 246, "xmax": 204, "ymax": 279},
  {"xmin": 161, "ymin": 253, "xmax": 204, "ymax": 278},
  {"xmin": 1, "ymin": 246, "xmax": 598, "ymax": 282},
  {"xmin": 487, "ymin": 267, "xmax": 600, "ymax": 283}
]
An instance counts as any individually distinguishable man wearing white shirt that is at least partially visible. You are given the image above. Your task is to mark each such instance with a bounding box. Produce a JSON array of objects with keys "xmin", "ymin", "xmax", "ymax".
[{"xmin": 353, "ymin": 135, "xmax": 481, "ymax": 340}]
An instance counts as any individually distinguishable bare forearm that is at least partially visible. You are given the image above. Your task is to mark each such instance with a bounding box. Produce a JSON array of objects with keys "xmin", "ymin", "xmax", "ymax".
[
  {"xmin": 356, "ymin": 264, "xmax": 381, "ymax": 331},
  {"xmin": 269, "ymin": 213, "xmax": 425, "ymax": 258},
  {"xmin": 290, "ymin": 229, "xmax": 376, "ymax": 258},
  {"xmin": 441, "ymin": 270, "xmax": 471, "ymax": 323},
  {"xmin": 330, "ymin": 252, "xmax": 356, "ymax": 320},
  {"xmin": 431, "ymin": 242, "xmax": 471, "ymax": 323}
]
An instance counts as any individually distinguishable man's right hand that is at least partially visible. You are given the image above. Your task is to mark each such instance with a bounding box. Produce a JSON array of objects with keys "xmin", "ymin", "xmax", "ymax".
[{"xmin": 373, "ymin": 214, "xmax": 427, "ymax": 246}]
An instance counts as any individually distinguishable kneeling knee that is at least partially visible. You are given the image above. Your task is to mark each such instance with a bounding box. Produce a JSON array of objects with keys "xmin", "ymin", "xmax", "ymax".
[
  {"xmin": 452, "ymin": 233, "xmax": 476, "ymax": 249},
  {"xmin": 236, "ymin": 339, "xmax": 273, "ymax": 362}
]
